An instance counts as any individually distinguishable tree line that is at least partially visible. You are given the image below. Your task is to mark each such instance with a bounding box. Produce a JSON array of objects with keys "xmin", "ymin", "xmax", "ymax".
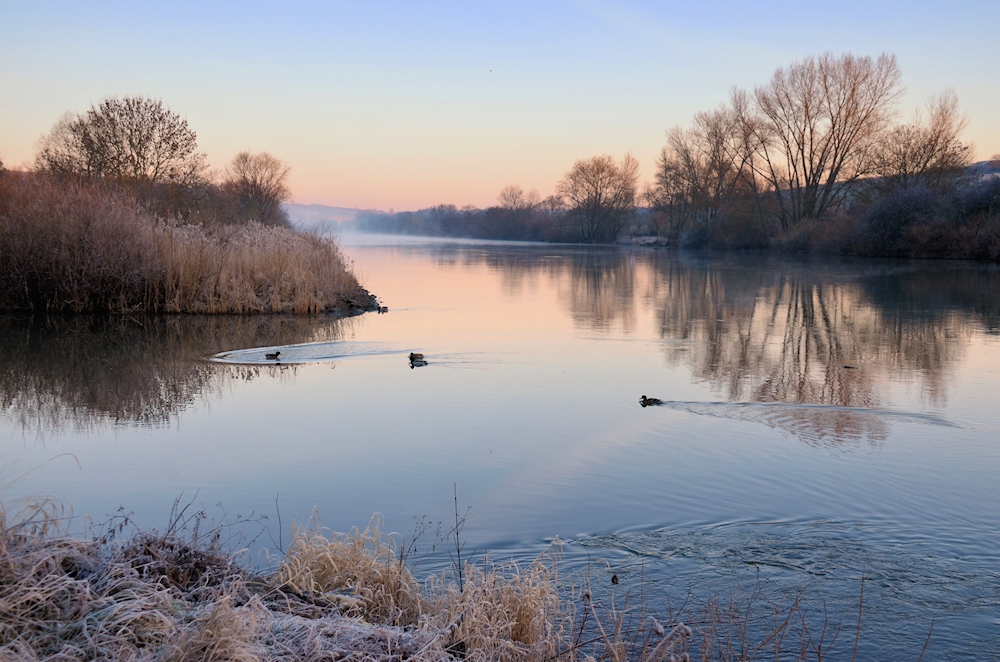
[
  {"xmin": 32, "ymin": 96, "xmax": 293, "ymax": 227},
  {"xmin": 358, "ymin": 52, "xmax": 1000, "ymax": 260}
]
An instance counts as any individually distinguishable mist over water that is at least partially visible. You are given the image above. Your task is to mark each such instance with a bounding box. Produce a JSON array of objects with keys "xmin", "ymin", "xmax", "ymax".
[{"xmin": 2, "ymin": 234, "xmax": 998, "ymax": 659}]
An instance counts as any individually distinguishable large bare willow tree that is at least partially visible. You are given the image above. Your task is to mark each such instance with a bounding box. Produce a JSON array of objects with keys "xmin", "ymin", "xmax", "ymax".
[
  {"xmin": 36, "ymin": 96, "xmax": 207, "ymax": 186},
  {"xmin": 558, "ymin": 154, "xmax": 640, "ymax": 243},
  {"xmin": 748, "ymin": 52, "xmax": 903, "ymax": 229}
]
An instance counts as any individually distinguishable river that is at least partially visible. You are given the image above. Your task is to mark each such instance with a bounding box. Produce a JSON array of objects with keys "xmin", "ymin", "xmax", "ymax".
[{"xmin": 2, "ymin": 233, "xmax": 998, "ymax": 658}]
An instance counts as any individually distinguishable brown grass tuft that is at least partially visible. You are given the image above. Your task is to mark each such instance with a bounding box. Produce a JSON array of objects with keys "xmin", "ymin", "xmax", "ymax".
[
  {"xmin": 424, "ymin": 557, "xmax": 570, "ymax": 662},
  {"xmin": 275, "ymin": 515, "xmax": 425, "ymax": 626}
]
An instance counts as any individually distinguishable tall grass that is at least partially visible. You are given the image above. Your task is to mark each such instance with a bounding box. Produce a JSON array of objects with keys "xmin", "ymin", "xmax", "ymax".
[
  {"xmin": 0, "ymin": 172, "xmax": 373, "ymax": 314},
  {"xmin": 0, "ymin": 500, "xmax": 906, "ymax": 662}
]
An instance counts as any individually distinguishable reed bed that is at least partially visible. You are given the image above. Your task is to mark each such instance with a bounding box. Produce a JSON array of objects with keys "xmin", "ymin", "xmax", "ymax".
[
  {"xmin": 0, "ymin": 173, "xmax": 373, "ymax": 314},
  {"xmin": 0, "ymin": 498, "xmax": 890, "ymax": 662},
  {"xmin": 0, "ymin": 503, "xmax": 568, "ymax": 661}
]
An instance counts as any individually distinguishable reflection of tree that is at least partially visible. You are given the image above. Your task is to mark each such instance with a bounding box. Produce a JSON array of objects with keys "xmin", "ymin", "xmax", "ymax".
[
  {"xmin": 561, "ymin": 251, "xmax": 636, "ymax": 332},
  {"xmin": 643, "ymin": 255, "xmax": 997, "ymax": 444},
  {"xmin": 441, "ymin": 244, "xmax": 996, "ymax": 446},
  {"xmin": 648, "ymin": 256, "xmax": 989, "ymax": 408},
  {"xmin": 0, "ymin": 314, "xmax": 352, "ymax": 432},
  {"xmin": 422, "ymin": 245, "xmax": 639, "ymax": 332}
]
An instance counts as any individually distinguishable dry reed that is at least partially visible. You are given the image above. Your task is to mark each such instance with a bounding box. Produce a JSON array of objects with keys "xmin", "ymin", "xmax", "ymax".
[
  {"xmin": 0, "ymin": 172, "xmax": 373, "ymax": 314},
  {"xmin": 0, "ymin": 499, "xmax": 892, "ymax": 662},
  {"xmin": 275, "ymin": 515, "xmax": 425, "ymax": 626}
]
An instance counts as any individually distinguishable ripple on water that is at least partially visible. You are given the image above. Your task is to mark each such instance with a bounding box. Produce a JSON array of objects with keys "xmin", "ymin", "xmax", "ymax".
[
  {"xmin": 644, "ymin": 400, "xmax": 958, "ymax": 447},
  {"xmin": 210, "ymin": 343, "xmax": 505, "ymax": 367},
  {"xmin": 210, "ymin": 341, "xmax": 402, "ymax": 364},
  {"xmin": 574, "ymin": 519, "xmax": 1000, "ymax": 660}
]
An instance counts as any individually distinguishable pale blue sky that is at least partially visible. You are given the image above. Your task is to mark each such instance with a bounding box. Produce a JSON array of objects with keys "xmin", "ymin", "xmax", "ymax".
[{"xmin": 2, "ymin": 1, "xmax": 997, "ymax": 209}]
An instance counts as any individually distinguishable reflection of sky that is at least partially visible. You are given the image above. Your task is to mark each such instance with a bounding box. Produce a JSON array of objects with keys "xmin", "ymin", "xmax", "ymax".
[{"xmin": 1, "ymin": 1, "xmax": 998, "ymax": 209}]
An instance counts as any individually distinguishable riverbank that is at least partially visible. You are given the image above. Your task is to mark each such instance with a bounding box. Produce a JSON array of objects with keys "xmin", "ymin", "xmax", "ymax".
[
  {"xmin": 0, "ymin": 172, "xmax": 376, "ymax": 314},
  {"xmin": 0, "ymin": 501, "xmax": 570, "ymax": 661},
  {"xmin": 1, "ymin": 500, "xmax": 878, "ymax": 661}
]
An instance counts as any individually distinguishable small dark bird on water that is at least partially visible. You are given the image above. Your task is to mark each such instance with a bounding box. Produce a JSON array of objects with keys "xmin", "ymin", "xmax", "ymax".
[
  {"xmin": 639, "ymin": 395, "xmax": 662, "ymax": 407},
  {"xmin": 611, "ymin": 574, "xmax": 619, "ymax": 585},
  {"xmin": 409, "ymin": 352, "xmax": 424, "ymax": 362},
  {"xmin": 265, "ymin": 351, "xmax": 281, "ymax": 361}
]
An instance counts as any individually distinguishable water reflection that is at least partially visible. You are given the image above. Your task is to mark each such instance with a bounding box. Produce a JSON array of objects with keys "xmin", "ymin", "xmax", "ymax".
[
  {"xmin": 0, "ymin": 314, "xmax": 353, "ymax": 432},
  {"xmin": 644, "ymin": 255, "xmax": 997, "ymax": 414},
  {"xmin": 3, "ymin": 245, "xmax": 998, "ymax": 446},
  {"xmin": 414, "ymin": 245, "xmax": 998, "ymax": 444}
]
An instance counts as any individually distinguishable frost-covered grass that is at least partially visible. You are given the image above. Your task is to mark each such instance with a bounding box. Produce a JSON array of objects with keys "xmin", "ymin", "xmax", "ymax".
[{"xmin": 0, "ymin": 498, "xmax": 899, "ymax": 662}]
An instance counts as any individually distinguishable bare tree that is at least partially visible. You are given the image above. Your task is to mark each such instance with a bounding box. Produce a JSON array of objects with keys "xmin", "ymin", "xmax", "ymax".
[
  {"xmin": 497, "ymin": 184, "xmax": 540, "ymax": 211},
  {"xmin": 224, "ymin": 151, "xmax": 291, "ymax": 226},
  {"xmin": 648, "ymin": 107, "xmax": 757, "ymax": 240},
  {"xmin": 35, "ymin": 97, "xmax": 207, "ymax": 186},
  {"xmin": 870, "ymin": 91, "xmax": 971, "ymax": 192},
  {"xmin": 743, "ymin": 53, "xmax": 903, "ymax": 229},
  {"xmin": 557, "ymin": 154, "xmax": 640, "ymax": 242}
]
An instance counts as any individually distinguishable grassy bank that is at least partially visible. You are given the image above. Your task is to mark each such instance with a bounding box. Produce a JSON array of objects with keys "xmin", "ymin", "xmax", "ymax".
[
  {"xmin": 0, "ymin": 172, "xmax": 374, "ymax": 314},
  {"xmin": 0, "ymin": 501, "xmax": 569, "ymax": 661},
  {"xmin": 0, "ymin": 499, "xmax": 892, "ymax": 661}
]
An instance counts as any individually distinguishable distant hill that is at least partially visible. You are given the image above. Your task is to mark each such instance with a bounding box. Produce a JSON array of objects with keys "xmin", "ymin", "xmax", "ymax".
[
  {"xmin": 968, "ymin": 160, "xmax": 1000, "ymax": 177},
  {"xmin": 283, "ymin": 203, "xmax": 381, "ymax": 231}
]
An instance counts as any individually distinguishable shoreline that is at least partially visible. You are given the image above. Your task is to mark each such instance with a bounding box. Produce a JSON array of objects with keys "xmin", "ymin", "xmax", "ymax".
[{"xmin": 1, "ymin": 501, "xmax": 891, "ymax": 661}]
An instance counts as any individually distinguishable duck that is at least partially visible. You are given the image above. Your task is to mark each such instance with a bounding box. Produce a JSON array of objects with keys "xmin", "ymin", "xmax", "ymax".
[
  {"xmin": 639, "ymin": 395, "xmax": 662, "ymax": 407},
  {"xmin": 265, "ymin": 351, "xmax": 281, "ymax": 361},
  {"xmin": 408, "ymin": 352, "xmax": 424, "ymax": 362}
]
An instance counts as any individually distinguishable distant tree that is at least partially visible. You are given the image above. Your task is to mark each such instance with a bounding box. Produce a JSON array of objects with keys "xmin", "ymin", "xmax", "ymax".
[
  {"xmin": 870, "ymin": 91, "xmax": 972, "ymax": 193},
  {"xmin": 557, "ymin": 154, "xmax": 640, "ymax": 242},
  {"xmin": 483, "ymin": 185, "xmax": 542, "ymax": 239},
  {"xmin": 223, "ymin": 151, "xmax": 291, "ymax": 226},
  {"xmin": 36, "ymin": 97, "xmax": 207, "ymax": 186},
  {"xmin": 497, "ymin": 185, "xmax": 540, "ymax": 212},
  {"xmin": 539, "ymin": 194, "xmax": 565, "ymax": 214},
  {"xmin": 742, "ymin": 53, "xmax": 903, "ymax": 229}
]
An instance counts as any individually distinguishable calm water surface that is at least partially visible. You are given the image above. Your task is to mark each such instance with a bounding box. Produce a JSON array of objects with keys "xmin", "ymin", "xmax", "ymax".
[{"xmin": 2, "ymin": 234, "xmax": 999, "ymax": 658}]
